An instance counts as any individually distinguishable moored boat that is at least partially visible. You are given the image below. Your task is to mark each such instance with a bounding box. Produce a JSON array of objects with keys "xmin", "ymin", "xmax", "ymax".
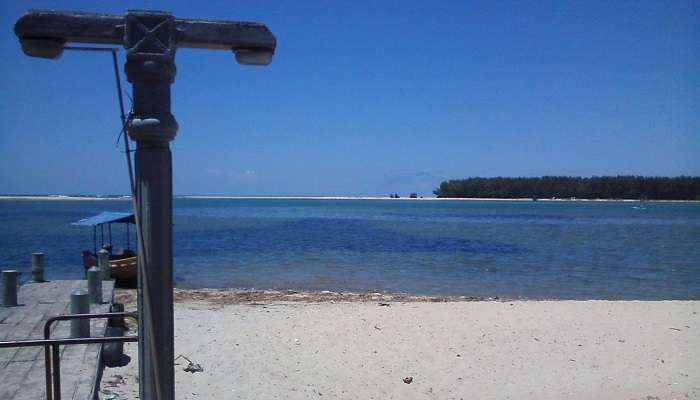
[{"xmin": 72, "ymin": 211, "xmax": 137, "ymax": 285}]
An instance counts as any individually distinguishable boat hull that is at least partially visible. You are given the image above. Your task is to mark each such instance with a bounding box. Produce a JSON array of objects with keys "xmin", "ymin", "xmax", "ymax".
[
  {"xmin": 82, "ymin": 253, "xmax": 137, "ymax": 283},
  {"xmin": 108, "ymin": 257, "xmax": 137, "ymax": 280}
]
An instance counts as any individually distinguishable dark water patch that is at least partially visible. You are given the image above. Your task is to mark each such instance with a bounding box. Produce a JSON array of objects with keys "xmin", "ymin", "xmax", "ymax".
[{"xmin": 175, "ymin": 218, "xmax": 525, "ymax": 256}]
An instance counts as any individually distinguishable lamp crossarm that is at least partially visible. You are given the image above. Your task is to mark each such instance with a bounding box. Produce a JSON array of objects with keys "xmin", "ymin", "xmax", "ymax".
[{"xmin": 14, "ymin": 10, "xmax": 276, "ymax": 54}]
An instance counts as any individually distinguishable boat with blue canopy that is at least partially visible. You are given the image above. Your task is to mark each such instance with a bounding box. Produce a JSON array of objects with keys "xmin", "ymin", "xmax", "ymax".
[{"xmin": 72, "ymin": 211, "xmax": 137, "ymax": 283}]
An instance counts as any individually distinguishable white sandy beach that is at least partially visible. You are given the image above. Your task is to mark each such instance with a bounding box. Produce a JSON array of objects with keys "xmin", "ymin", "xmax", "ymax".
[{"xmin": 101, "ymin": 296, "xmax": 699, "ymax": 400}]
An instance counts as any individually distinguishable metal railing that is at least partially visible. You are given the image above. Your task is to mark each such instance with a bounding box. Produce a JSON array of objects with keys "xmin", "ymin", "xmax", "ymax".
[{"xmin": 0, "ymin": 311, "xmax": 138, "ymax": 400}]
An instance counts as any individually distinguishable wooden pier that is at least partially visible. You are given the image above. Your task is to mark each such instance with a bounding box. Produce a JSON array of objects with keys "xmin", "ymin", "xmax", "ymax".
[{"xmin": 0, "ymin": 280, "xmax": 116, "ymax": 400}]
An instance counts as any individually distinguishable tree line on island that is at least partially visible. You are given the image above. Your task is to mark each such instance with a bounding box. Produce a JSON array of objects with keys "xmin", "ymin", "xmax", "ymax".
[{"xmin": 432, "ymin": 176, "xmax": 700, "ymax": 200}]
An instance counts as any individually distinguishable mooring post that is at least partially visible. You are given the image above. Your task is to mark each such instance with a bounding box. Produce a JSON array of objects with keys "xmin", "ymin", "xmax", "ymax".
[
  {"xmin": 70, "ymin": 289, "xmax": 90, "ymax": 338},
  {"xmin": 87, "ymin": 266, "xmax": 103, "ymax": 304},
  {"xmin": 109, "ymin": 302, "xmax": 126, "ymax": 329},
  {"xmin": 1, "ymin": 270, "xmax": 18, "ymax": 307},
  {"xmin": 97, "ymin": 249, "xmax": 110, "ymax": 280},
  {"xmin": 31, "ymin": 252, "xmax": 45, "ymax": 282}
]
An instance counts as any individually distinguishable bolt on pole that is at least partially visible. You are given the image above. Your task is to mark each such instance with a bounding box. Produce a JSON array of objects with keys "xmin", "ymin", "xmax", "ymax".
[{"xmin": 14, "ymin": 10, "xmax": 276, "ymax": 399}]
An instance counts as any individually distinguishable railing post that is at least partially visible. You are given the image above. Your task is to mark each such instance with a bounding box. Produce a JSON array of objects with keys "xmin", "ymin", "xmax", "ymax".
[
  {"xmin": 31, "ymin": 252, "xmax": 45, "ymax": 282},
  {"xmin": 1, "ymin": 270, "xmax": 18, "ymax": 307},
  {"xmin": 52, "ymin": 344, "xmax": 61, "ymax": 400},
  {"xmin": 45, "ymin": 343, "xmax": 53, "ymax": 400}
]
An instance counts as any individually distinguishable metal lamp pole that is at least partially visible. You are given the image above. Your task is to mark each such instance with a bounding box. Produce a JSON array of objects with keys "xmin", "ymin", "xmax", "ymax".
[{"xmin": 14, "ymin": 10, "xmax": 276, "ymax": 399}]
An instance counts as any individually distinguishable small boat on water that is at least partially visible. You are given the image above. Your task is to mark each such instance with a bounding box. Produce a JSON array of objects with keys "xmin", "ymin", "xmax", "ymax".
[
  {"xmin": 72, "ymin": 211, "xmax": 137, "ymax": 285},
  {"xmin": 632, "ymin": 199, "xmax": 648, "ymax": 210}
]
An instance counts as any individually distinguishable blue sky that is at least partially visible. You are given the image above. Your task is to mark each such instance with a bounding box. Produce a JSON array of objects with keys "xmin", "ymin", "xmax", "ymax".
[{"xmin": 1, "ymin": 1, "xmax": 698, "ymax": 196}]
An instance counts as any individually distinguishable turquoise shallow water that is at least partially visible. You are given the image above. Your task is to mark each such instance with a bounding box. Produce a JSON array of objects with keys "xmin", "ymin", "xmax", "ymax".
[{"xmin": 1, "ymin": 198, "xmax": 699, "ymax": 299}]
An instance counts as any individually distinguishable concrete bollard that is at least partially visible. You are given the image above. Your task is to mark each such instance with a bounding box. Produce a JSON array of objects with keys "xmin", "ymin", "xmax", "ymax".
[
  {"xmin": 87, "ymin": 267, "xmax": 103, "ymax": 304},
  {"xmin": 1, "ymin": 270, "xmax": 18, "ymax": 307},
  {"xmin": 97, "ymin": 249, "xmax": 111, "ymax": 280},
  {"xmin": 70, "ymin": 289, "xmax": 90, "ymax": 338},
  {"xmin": 109, "ymin": 303, "xmax": 126, "ymax": 329},
  {"xmin": 31, "ymin": 253, "xmax": 45, "ymax": 282},
  {"xmin": 103, "ymin": 326, "xmax": 129, "ymax": 367}
]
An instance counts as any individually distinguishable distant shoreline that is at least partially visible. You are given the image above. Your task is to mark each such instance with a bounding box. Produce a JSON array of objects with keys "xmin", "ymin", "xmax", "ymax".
[
  {"xmin": 181, "ymin": 195, "xmax": 699, "ymax": 203},
  {"xmin": 1, "ymin": 195, "xmax": 698, "ymax": 203},
  {"xmin": 0, "ymin": 195, "xmax": 132, "ymax": 201}
]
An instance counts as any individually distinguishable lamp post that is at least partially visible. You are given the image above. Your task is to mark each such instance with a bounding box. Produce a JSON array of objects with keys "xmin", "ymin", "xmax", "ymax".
[{"xmin": 14, "ymin": 10, "xmax": 276, "ymax": 399}]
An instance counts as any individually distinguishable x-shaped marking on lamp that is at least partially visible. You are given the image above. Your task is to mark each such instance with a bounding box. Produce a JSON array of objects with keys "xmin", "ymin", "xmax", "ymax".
[
  {"xmin": 130, "ymin": 18, "xmax": 170, "ymax": 53},
  {"xmin": 124, "ymin": 12, "xmax": 176, "ymax": 59}
]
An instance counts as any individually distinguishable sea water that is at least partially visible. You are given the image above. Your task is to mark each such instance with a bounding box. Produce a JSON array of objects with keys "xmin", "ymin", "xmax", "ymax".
[{"xmin": 0, "ymin": 198, "xmax": 698, "ymax": 299}]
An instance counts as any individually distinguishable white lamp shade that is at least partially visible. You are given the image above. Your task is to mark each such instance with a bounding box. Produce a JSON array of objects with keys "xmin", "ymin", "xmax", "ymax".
[{"xmin": 234, "ymin": 48, "xmax": 273, "ymax": 66}]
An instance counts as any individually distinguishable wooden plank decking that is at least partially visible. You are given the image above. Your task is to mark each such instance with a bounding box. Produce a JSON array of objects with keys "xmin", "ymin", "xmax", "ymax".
[{"xmin": 0, "ymin": 280, "xmax": 115, "ymax": 400}]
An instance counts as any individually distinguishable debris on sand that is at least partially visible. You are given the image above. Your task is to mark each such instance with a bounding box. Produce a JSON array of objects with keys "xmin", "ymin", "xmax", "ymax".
[
  {"xmin": 103, "ymin": 374, "xmax": 126, "ymax": 387},
  {"xmin": 172, "ymin": 288, "xmax": 489, "ymax": 304},
  {"xmin": 175, "ymin": 354, "xmax": 204, "ymax": 373}
]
